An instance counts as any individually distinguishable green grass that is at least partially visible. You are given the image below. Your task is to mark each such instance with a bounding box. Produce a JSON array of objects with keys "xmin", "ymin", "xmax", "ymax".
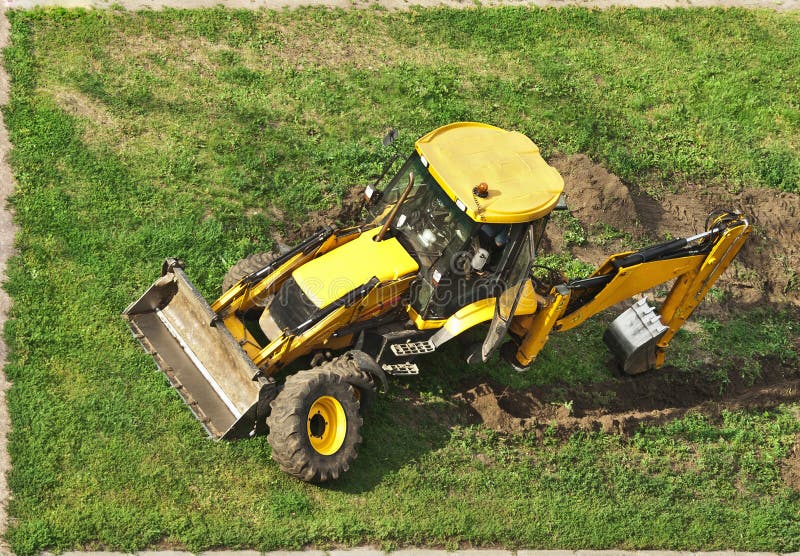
[{"xmin": 3, "ymin": 6, "xmax": 800, "ymax": 554}]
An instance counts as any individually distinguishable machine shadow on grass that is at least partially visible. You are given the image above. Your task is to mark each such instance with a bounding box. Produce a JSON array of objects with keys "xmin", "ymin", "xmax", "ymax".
[
  {"xmin": 325, "ymin": 298, "xmax": 800, "ymax": 492},
  {"xmin": 331, "ymin": 399, "xmax": 471, "ymax": 492}
]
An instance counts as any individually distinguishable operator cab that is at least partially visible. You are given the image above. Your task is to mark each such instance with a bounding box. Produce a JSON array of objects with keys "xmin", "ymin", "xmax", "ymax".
[{"xmin": 366, "ymin": 122, "xmax": 564, "ymax": 323}]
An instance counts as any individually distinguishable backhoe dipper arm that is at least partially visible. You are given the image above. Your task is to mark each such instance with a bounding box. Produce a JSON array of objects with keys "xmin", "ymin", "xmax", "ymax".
[
  {"xmin": 511, "ymin": 210, "xmax": 751, "ymax": 370},
  {"xmin": 652, "ymin": 212, "xmax": 751, "ymax": 367}
]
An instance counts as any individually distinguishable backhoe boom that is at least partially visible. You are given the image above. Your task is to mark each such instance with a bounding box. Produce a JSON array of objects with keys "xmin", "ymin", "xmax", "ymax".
[{"xmin": 511, "ymin": 211, "xmax": 751, "ymax": 373}]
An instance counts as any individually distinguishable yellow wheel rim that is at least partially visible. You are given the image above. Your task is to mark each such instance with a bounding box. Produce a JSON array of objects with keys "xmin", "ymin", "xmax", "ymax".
[{"xmin": 307, "ymin": 395, "xmax": 347, "ymax": 456}]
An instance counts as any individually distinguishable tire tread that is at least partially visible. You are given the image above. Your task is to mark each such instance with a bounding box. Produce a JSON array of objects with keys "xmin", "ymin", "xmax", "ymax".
[
  {"xmin": 222, "ymin": 252, "xmax": 278, "ymax": 292},
  {"xmin": 267, "ymin": 367, "xmax": 363, "ymax": 482}
]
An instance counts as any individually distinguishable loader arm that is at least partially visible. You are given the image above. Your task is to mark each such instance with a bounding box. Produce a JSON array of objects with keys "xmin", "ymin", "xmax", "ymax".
[{"xmin": 512, "ymin": 211, "xmax": 751, "ymax": 371}]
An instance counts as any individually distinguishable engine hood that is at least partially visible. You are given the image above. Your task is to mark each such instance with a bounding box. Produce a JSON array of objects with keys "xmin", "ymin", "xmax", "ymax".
[{"xmin": 291, "ymin": 229, "xmax": 419, "ymax": 308}]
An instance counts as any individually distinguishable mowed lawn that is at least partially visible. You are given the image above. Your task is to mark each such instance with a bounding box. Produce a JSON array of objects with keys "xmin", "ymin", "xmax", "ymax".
[{"xmin": 3, "ymin": 6, "xmax": 800, "ymax": 555}]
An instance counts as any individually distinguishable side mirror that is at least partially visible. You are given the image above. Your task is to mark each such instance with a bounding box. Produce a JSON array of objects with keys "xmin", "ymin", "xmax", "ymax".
[{"xmin": 382, "ymin": 128, "xmax": 399, "ymax": 147}]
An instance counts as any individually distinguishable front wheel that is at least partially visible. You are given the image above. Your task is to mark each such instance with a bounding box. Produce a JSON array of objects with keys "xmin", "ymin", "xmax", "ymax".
[
  {"xmin": 222, "ymin": 252, "xmax": 278, "ymax": 292},
  {"xmin": 267, "ymin": 368, "xmax": 362, "ymax": 482}
]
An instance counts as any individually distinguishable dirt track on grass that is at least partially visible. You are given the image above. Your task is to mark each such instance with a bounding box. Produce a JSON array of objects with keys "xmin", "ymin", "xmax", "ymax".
[{"xmin": 455, "ymin": 356, "xmax": 800, "ymax": 437}]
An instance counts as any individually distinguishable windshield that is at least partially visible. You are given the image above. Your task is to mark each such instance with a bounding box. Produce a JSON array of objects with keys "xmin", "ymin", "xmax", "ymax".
[{"xmin": 371, "ymin": 153, "xmax": 475, "ymax": 268}]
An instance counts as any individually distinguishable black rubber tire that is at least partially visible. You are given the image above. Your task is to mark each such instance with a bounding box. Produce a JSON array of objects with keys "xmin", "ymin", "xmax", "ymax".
[
  {"xmin": 222, "ymin": 252, "xmax": 278, "ymax": 292},
  {"xmin": 267, "ymin": 368, "xmax": 363, "ymax": 482},
  {"xmin": 324, "ymin": 353, "xmax": 379, "ymax": 412}
]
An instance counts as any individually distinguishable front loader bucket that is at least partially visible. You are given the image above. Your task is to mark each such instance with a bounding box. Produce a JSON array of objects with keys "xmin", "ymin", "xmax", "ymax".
[{"xmin": 123, "ymin": 259, "xmax": 264, "ymax": 440}]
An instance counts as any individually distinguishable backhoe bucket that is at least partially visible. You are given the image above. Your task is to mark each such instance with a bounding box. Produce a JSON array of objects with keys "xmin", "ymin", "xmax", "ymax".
[
  {"xmin": 604, "ymin": 297, "xmax": 669, "ymax": 375},
  {"xmin": 123, "ymin": 259, "xmax": 264, "ymax": 440}
]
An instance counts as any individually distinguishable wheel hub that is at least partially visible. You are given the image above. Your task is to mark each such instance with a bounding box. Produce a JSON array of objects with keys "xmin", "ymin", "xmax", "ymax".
[{"xmin": 307, "ymin": 395, "xmax": 347, "ymax": 455}]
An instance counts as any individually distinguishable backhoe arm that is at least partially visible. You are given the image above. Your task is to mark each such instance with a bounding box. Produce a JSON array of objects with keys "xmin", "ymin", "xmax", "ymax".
[
  {"xmin": 511, "ymin": 210, "xmax": 751, "ymax": 372},
  {"xmin": 653, "ymin": 212, "xmax": 752, "ymax": 368}
]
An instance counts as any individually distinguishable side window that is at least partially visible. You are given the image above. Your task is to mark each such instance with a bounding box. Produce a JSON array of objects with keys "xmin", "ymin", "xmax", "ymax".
[{"xmin": 368, "ymin": 154, "xmax": 427, "ymax": 217}]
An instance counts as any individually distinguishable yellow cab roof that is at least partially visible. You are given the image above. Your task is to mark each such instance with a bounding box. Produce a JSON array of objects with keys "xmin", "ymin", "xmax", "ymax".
[{"xmin": 415, "ymin": 122, "xmax": 564, "ymax": 224}]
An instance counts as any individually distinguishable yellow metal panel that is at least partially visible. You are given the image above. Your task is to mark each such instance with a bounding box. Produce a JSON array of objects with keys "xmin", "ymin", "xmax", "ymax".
[
  {"xmin": 556, "ymin": 255, "xmax": 705, "ymax": 331},
  {"xmin": 220, "ymin": 314, "xmax": 263, "ymax": 360},
  {"xmin": 516, "ymin": 280, "xmax": 541, "ymax": 315},
  {"xmin": 407, "ymin": 279, "xmax": 540, "ymax": 334},
  {"xmin": 211, "ymin": 251, "xmax": 303, "ymax": 315},
  {"xmin": 517, "ymin": 288, "xmax": 571, "ymax": 366},
  {"xmin": 292, "ymin": 229, "xmax": 419, "ymax": 308},
  {"xmin": 407, "ymin": 306, "xmax": 447, "ymax": 330},
  {"xmin": 440, "ymin": 298, "xmax": 496, "ymax": 337},
  {"xmin": 354, "ymin": 276, "xmax": 416, "ymax": 322},
  {"xmin": 415, "ymin": 122, "xmax": 564, "ymax": 223}
]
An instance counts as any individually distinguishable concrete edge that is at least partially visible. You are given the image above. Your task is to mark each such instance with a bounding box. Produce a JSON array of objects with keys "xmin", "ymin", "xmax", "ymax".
[{"xmin": 37, "ymin": 550, "xmax": 800, "ymax": 556}]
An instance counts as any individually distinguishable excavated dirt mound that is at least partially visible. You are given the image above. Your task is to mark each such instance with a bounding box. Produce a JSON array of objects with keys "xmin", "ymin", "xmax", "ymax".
[
  {"xmin": 270, "ymin": 186, "xmax": 367, "ymax": 248},
  {"xmin": 548, "ymin": 154, "xmax": 800, "ymax": 307},
  {"xmin": 455, "ymin": 355, "xmax": 799, "ymax": 438}
]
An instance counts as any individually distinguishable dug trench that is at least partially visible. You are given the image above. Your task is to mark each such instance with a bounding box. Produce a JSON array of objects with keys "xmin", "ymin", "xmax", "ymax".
[{"xmin": 272, "ymin": 153, "xmax": 800, "ymax": 485}]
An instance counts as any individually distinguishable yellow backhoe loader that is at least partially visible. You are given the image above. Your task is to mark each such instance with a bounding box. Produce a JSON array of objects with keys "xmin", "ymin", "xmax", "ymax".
[{"xmin": 123, "ymin": 122, "xmax": 751, "ymax": 482}]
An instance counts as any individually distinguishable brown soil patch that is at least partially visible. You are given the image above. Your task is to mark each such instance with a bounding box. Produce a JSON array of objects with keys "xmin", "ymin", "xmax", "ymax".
[
  {"xmin": 455, "ymin": 355, "xmax": 799, "ymax": 437},
  {"xmin": 292, "ymin": 185, "xmax": 366, "ymax": 240},
  {"xmin": 781, "ymin": 436, "xmax": 800, "ymax": 492},
  {"xmin": 548, "ymin": 153, "xmax": 800, "ymax": 307}
]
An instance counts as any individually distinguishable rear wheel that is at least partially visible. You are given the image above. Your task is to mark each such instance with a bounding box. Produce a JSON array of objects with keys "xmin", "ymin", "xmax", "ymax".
[
  {"xmin": 222, "ymin": 252, "xmax": 278, "ymax": 292},
  {"xmin": 267, "ymin": 368, "xmax": 362, "ymax": 482}
]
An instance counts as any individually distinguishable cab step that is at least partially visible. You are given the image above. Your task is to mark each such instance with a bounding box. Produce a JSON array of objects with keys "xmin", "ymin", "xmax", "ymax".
[
  {"xmin": 390, "ymin": 340, "xmax": 435, "ymax": 357},
  {"xmin": 382, "ymin": 362, "xmax": 420, "ymax": 376}
]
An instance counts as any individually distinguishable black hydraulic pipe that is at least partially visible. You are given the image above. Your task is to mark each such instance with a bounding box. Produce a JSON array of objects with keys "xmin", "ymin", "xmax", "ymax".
[
  {"xmin": 242, "ymin": 227, "xmax": 334, "ymax": 285},
  {"xmin": 568, "ymin": 273, "xmax": 614, "ymax": 290},
  {"xmin": 612, "ymin": 237, "xmax": 689, "ymax": 269}
]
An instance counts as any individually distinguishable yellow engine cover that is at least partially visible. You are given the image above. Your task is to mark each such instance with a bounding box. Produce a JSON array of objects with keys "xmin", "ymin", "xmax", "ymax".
[{"xmin": 292, "ymin": 229, "xmax": 419, "ymax": 308}]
